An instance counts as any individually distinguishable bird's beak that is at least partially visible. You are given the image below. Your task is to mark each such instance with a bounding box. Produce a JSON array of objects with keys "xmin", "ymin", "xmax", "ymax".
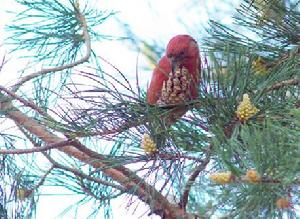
[{"xmin": 169, "ymin": 57, "xmax": 177, "ymax": 72}]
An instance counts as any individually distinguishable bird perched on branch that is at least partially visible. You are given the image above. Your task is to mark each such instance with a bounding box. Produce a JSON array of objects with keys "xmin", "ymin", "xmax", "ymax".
[
  {"xmin": 145, "ymin": 35, "xmax": 200, "ymax": 148},
  {"xmin": 147, "ymin": 34, "xmax": 201, "ymax": 125}
]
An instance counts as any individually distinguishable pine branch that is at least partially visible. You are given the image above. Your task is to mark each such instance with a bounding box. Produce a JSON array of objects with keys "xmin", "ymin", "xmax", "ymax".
[
  {"xmin": 31, "ymin": 166, "xmax": 54, "ymax": 190},
  {"xmin": 73, "ymin": 120, "xmax": 145, "ymax": 137},
  {"xmin": 265, "ymin": 77, "xmax": 300, "ymax": 92},
  {"xmin": 156, "ymin": 152, "xmax": 207, "ymax": 162},
  {"xmin": 0, "ymin": 85, "xmax": 49, "ymax": 117},
  {"xmin": 179, "ymin": 145, "xmax": 212, "ymax": 211},
  {"xmin": 78, "ymin": 177, "xmax": 122, "ymax": 201},
  {"xmin": 79, "ymin": 180, "xmax": 102, "ymax": 201},
  {"xmin": 11, "ymin": 2, "xmax": 91, "ymax": 92},
  {"xmin": 234, "ymin": 177, "xmax": 300, "ymax": 185},
  {"xmin": 0, "ymin": 140, "xmax": 72, "ymax": 154},
  {"xmin": 0, "ymin": 52, "xmax": 8, "ymax": 72},
  {"xmin": 0, "ymin": 98, "xmax": 198, "ymax": 218},
  {"xmin": 42, "ymin": 152, "xmax": 126, "ymax": 192}
]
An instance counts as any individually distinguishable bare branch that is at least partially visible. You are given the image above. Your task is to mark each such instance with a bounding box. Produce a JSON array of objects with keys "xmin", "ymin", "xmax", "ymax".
[
  {"xmin": 265, "ymin": 78, "xmax": 300, "ymax": 92},
  {"xmin": 157, "ymin": 152, "xmax": 207, "ymax": 162},
  {"xmin": 235, "ymin": 177, "xmax": 300, "ymax": 185},
  {"xmin": 180, "ymin": 160, "xmax": 210, "ymax": 210},
  {"xmin": 0, "ymin": 140, "xmax": 72, "ymax": 155},
  {"xmin": 32, "ymin": 166, "xmax": 54, "ymax": 190},
  {"xmin": 80, "ymin": 180, "xmax": 102, "ymax": 200},
  {"xmin": 0, "ymin": 52, "xmax": 9, "ymax": 73},
  {"xmin": 180, "ymin": 144, "xmax": 212, "ymax": 211}
]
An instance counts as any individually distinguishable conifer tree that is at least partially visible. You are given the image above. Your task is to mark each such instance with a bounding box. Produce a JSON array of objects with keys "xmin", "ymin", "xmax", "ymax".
[{"xmin": 0, "ymin": 0, "xmax": 299, "ymax": 218}]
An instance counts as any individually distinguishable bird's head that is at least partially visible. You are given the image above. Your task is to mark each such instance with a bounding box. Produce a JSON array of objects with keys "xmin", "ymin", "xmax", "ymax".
[{"xmin": 166, "ymin": 35, "xmax": 199, "ymax": 72}]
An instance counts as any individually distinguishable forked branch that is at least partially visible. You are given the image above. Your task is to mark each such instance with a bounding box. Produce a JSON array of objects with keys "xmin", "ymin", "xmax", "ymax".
[{"xmin": 0, "ymin": 99, "xmax": 196, "ymax": 218}]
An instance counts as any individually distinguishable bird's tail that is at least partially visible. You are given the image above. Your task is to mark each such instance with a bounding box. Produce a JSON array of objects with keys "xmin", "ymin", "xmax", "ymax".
[{"xmin": 150, "ymin": 106, "xmax": 188, "ymax": 148}]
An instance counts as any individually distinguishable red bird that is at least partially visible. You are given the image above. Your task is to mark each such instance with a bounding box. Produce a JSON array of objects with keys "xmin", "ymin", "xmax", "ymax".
[{"xmin": 147, "ymin": 35, "xmax": 201, "ymax": 124}]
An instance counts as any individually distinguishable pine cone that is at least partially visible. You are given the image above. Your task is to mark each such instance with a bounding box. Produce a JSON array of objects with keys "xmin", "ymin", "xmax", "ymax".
[
  {"xmin": 276, "ymin": 198, "xmax": 291, "ymax": 209},
  {"xmin": 209, "ymin": 171, "xmax": 233, "ymax": 184},
  {"xmin": 141, "ymin": 134, "xmax": 157, "ymax": 154},
  {"xmin": 244, "ymin": 169, "xmax": 261, "ymax": 183},
  {"xmin": 157, "ymin": 67, "xmax": 192, "ymax": 106},
  {"xmin": 236, "ymin": 94, "xmax": 259, "ymax": 122}
]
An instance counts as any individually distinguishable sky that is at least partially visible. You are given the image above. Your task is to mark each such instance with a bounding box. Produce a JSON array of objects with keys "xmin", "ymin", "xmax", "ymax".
[{"xmin": 0, "ymin": 0, "xmax": 240, "ymax": 218}]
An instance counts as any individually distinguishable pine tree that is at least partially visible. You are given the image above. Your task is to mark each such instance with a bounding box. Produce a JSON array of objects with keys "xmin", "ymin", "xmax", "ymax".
[{"xmin": 0, "ymin": 0, "xmax": 299, "ymax": 218}]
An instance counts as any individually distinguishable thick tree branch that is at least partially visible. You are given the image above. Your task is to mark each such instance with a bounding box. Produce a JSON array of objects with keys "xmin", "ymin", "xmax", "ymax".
[{"xmin": 0, "ymin": 100, "xmax": 196, "ymax": 218}]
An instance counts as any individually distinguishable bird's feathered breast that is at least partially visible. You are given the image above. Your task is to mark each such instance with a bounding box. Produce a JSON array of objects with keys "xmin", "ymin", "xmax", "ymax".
[{"xmin": 147, "ymin": 56, "xmax": 171, "ymax": 104}]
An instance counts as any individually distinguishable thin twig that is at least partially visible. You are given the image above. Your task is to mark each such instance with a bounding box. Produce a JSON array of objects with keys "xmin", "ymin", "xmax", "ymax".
[
  {"xmin": 0, "ymin": 140, "xmax": 73, "ymax": 155},
  {"xmin": 79, "ymin": 178, "xmax": 122, "ymax": 201},
  {"xmin": 11, "ymin": 4, "xmax": 91, "ymax": 92},
  {"xmin": 43, "ymin": 152, "xmax": 127, "ymax": 191},
  {"xmin": 0, "ymin": 85, "xmax": 49, "ymax": 117},
  {"xmin": 265, "ymin": 78, "xmax": 300, "ymax": 92},
  {"xmin": 80, "ymin": 180, "xmax": 102, "ymax": 200},
  {"xmin": 180, "ymin": 159, "xmax": 210, "ymax": 210},
  {"xmin": 235, "ymin": 177, "xmax": 300, "ymax": 185},
  {"xmin": 157, "ymin": 152, "xmax": 206, "ymax": 162},
  {"xmin": 0, "ymin": 52, "xmax": 9, "ymax": 73},
  {"xmin": 32, "ymin": 166, "xmax": 54, "ymax": 190},
  {"xmin": 179, "ymin": 144, "xmax": 212, "ymax": 210},
  {"xmin": 97, "ymin": 55, "xmax": 134, "ymax": 94}
]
